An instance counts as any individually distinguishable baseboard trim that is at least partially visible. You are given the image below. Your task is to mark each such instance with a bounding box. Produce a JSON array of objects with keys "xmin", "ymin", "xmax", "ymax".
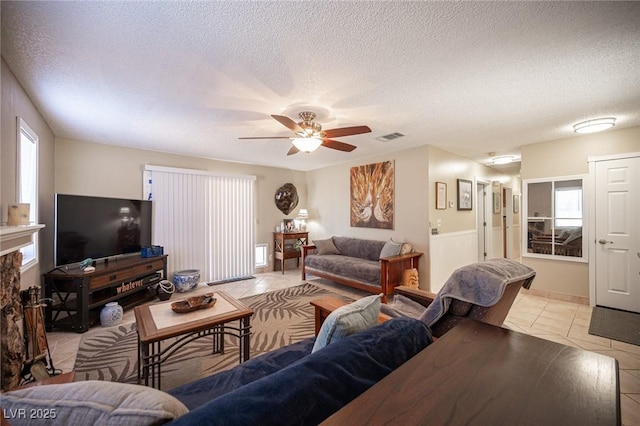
[{"xmin": 521, "ymin": 287, "xmax": 589, "ymax": 306}]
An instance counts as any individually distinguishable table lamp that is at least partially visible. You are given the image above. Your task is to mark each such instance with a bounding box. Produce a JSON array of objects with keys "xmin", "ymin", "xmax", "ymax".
[{"xmin": 296, "ymin": 209, "xmax": 310, "ymax": 231}]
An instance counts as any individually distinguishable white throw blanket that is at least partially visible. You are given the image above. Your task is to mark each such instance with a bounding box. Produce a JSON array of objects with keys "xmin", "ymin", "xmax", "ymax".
[{"xmin": 419, "ymin": 259, "xmax": 536, "ymax": 327}]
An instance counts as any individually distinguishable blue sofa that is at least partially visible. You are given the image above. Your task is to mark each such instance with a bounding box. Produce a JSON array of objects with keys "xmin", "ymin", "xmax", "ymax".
[{"xmin": 167, "ymin": 317, "xmax": 432, "ymax": 425}]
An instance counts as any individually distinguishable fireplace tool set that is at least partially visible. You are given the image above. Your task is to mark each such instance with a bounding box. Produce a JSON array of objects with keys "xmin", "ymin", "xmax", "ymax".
[{"xmin": 20, "ymin": 286, "xmax": 59, "ymax": 384}]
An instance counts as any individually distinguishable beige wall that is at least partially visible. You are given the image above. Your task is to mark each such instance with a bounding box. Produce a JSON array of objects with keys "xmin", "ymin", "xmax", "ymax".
[
  {"xmin": 306, "ymin": 145, "xmax": 431, "ymax": 285},
  {"xmin": 427, "ymin": 145, "xmax": 518, "ymax": 234},
  {"xmin": 55, "ymin": 138, "xmax": 308, "ymax": 271},
  {"xmin": 521, "ymin": 126, "xmax": 640, "ymax": 299},
  {"xmin": 426, "ymin": 146, "xmax": 521, "ymax": 291},
  {"xmin": 1, "ymin": 59, "xmax": 55, "ymax": 288},
  {"xmin": 305, "ymin": 144, "xmax": 521, "ymax": 292}
]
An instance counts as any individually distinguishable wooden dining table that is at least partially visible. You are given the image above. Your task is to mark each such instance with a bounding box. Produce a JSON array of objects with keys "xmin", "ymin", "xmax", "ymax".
[{"xmin": 323, "ymin": 319, "xmax": 620, "ymax": 425}]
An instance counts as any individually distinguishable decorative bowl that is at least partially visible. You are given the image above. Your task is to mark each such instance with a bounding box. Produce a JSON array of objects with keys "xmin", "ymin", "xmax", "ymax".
[
  {"xmin": 171, "ymin": 293, "xmax": 216, "ymax": 314},
  {"xmin": 173, "ymin": 269, "xmax": 200, "ymax": 293}
]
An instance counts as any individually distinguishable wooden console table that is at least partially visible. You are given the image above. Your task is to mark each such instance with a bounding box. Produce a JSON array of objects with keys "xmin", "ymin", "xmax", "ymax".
[
  {"xmin": 273, "ymin": 231, "xmax": 308, "ymax": 273},
  {"xmin": 44, "ymin": 255, "xmax": 167, "ymax": 333},
  {"xmin": 323, "ymin": 320, "xmax": 620, "ymax": 425}
]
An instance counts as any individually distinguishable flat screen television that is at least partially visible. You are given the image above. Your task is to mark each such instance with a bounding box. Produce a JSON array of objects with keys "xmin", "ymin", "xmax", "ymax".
[{"xmin": 54, "ymin": 194, "xmax": 152, "ymax": 266}]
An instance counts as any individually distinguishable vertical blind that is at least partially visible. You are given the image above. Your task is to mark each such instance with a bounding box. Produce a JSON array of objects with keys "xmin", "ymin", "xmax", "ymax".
[{"xmin": 144, "ymin": 165, "xmax": 256, "ymax": 282}]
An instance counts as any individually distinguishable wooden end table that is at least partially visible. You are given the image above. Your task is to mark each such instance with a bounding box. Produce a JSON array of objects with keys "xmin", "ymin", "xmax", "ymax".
[
  {"xmin": 310, "ymin": 296, "xmax": 391, "ymax": 335},
  {"xmin": 273, "ymin": 231, "xmax": 308, "ymax": 273},
  {"xmin": 134, "ymin": 291, "xmax": 253, "ymax": 389}
]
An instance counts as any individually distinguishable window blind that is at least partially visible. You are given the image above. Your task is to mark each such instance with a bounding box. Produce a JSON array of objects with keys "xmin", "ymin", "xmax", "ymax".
[{"xmin": 144, "ymin": 165, "xmax": 256, "ymax": 282}]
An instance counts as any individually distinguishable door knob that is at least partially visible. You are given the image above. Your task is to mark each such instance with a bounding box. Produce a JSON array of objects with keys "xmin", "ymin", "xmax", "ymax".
[{"xmin": 598, "ymin": 239, "xmax": 613, "ymax": 245}]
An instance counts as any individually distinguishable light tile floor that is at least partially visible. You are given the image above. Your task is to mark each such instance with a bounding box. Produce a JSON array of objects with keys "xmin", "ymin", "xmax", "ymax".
[{"xmin": 47, "ymin": 270, "xmax": 640, "ymax": 425}]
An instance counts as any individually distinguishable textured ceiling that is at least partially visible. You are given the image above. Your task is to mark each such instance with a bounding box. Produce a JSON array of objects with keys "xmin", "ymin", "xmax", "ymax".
[{"xmin": 2, "ymin": 1, "xmax": 639, "ymax": 171}]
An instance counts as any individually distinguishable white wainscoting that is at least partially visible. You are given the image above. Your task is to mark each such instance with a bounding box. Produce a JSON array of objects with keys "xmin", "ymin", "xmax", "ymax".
[{"xmin": 429, "ymin": 230, "xmax": 478, "ymax": 294}]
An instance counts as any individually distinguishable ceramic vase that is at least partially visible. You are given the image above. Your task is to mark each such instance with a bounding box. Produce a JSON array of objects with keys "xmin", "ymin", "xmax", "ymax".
[
  {"xmin": 156, "ymin": 280, "xmax": 175, "ymax": 301},
  {"xmin": 100, "ymin": 302, "xmax": 123, "ymax": 327}
]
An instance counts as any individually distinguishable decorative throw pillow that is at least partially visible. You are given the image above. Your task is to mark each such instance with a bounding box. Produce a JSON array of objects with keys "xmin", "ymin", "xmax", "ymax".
[
  {"xmin": 313, "ymin": 238, "xmax": 340, "ymax": 255},
  {"xmin": 400, "ymin": 242, "xmax": 413, "ymax": 255},
  {"xmin": 1, "ymin": 380, "xmax": 189, "ymax": 425},
  {"xmin": 312, "ymin": 294, "xmax": 381, "ymax": 353},
  {"xmin": 379, "ymin": 239, "xmax": 402, "ymax": 258}
]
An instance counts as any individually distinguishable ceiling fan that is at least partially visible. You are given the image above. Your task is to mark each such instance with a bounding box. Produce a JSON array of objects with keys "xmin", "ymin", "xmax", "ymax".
[{"xmin": 239, "ymin": 111, "xmax": 371, "ymax": 155}]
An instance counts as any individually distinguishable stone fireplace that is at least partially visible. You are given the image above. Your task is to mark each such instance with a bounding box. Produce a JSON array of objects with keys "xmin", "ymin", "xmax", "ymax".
[{"xmin": 0, "ymin": 225, "xmax": 44, "ymax": 391}]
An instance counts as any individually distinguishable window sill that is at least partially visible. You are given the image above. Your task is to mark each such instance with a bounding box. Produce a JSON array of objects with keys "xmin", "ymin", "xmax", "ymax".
[{"xmin": 522, "ymin": 252, "xmax": 588, "ymax": 263}]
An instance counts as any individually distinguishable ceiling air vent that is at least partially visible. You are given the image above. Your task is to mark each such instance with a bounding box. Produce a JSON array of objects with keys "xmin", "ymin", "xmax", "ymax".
[{"xmin": 376, "ymin": 132, "xmax": 405, "ymax": 142}]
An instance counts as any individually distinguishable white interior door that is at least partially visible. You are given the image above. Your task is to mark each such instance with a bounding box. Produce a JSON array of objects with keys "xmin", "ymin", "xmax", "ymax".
[
  {"xmin": 594, "ymin": 156, "xmax": 640, "ymax": 313},
  {"xmin": 503, "ymin": 187, "xmax": 513, "ymax": 258},
  {"xmin": 477, "ymin": 183, "xmax": 487, "ymax": 261}
]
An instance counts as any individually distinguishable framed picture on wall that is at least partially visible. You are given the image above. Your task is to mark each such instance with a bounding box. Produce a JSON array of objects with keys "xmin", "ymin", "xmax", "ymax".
[
  {"xmin": 457, "ymin": 179, "xmax": 472, "ymax": 211},
  {"xmin": 436, "ymin": 182, "xmax": 447, "ymax": 210},
  {"xmin": 493, "ymin": 193, "xmax": 502, "ymax": 214}
]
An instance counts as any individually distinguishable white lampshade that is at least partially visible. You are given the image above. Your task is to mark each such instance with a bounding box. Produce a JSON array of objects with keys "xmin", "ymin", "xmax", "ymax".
[
  {"xmin": 292, "ymin": 137, "xmax": 322, "ymax": 153},
  {"xmin": 296, "ymin": 209, "xmax": 310, "ymax": 220},
  {"xmin": 573, "ymin": 117, "xmax": 616, "ymax": 134}
]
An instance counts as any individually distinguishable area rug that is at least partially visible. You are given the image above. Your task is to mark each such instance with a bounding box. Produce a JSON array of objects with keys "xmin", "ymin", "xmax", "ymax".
[
  {"xmin": 73, "ymin": 283, "xmax": 350, "ymax": 391},
  {"xmin": 588, "ymin": 306, "xmax": 640, "ymax": 346}
]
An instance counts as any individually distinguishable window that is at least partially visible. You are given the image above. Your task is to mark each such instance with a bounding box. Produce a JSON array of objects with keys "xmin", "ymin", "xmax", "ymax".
[
  {"xmin": 18, "ymin": 117, "xmax": 39, "ymax": 269},
  {"xmin": 523, "ymin": 176, "xmax": 586, "ymax": 261},
  {"xmin": 555, "ymin": 186, "xmax": 583, "ymax": 228}
]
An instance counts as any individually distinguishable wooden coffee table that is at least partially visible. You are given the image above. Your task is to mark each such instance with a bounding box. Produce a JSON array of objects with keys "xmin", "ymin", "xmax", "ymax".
[{"xmin": 134, "ymin": 291, "xmax": 253, "ymax": 389}]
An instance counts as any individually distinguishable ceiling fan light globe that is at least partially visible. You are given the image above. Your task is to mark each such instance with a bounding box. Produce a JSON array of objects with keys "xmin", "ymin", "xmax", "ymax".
[{"xmin": 292, "ymin": 137, "xmax": 322, "ymax": 153}]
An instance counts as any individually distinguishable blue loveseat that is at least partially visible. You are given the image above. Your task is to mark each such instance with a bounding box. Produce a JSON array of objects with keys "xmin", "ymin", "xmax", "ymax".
[
  {"xmin": 167, "ymin": 317, "xmax": 432, "ymax": 425},
  {"xmin": 1, "ymin": 317, "xmax": 430, "ymax": 425}
]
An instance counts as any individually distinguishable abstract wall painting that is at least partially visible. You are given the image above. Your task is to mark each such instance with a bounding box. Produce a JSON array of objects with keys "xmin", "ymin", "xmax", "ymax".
[{"xmin": 350, "ymin": 161, "xmax": 394, "ymax": 229}]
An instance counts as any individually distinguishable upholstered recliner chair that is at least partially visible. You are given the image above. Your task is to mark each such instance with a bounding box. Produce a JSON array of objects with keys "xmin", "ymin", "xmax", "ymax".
[
  {"xmin": 380, "ymin": 259, "xmax": 536, "ymax": 337},
  {"xmin": 311, "ymin": 259, "xmax": 536, "ymax": 338}
]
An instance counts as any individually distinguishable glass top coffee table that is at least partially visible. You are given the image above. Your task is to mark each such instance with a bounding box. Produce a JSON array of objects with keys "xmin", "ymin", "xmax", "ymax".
[{"xmin": 134, "ymin": 290, "xmax": 253, "ymax": 389}]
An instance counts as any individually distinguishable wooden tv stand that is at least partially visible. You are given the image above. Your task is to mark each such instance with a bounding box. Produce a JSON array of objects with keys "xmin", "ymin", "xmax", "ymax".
[{"xmin": 44, "ymin": 255, "xmax": 167, "ymax": 333}]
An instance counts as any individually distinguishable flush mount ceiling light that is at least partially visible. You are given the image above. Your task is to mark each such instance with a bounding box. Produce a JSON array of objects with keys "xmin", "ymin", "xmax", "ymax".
[
  {"xmin": 491, "ymin": 155, "xmax": 515, "ymax": 165},
  {"xmin": 573, "ymin": 117, "xmax": 616, "ymax": 134},
  {"xmin": 292, "ymin": 137, "xmax": 322, "ymax": 153}
]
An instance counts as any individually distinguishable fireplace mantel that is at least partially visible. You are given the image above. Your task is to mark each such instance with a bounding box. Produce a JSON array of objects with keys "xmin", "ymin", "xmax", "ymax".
[{"xmin": 0, "ymin": 225, "xmax": 45, "ymax": 256}]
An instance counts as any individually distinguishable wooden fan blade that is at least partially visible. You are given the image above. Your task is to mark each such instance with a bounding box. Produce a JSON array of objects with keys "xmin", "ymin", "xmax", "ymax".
[
  {"xmin": 323, "ymin": 125, "xmax": 371, "ymax": 139},
  {"xmin": 287, "ymin": 145, "xmax": 300, "ymax": 155},
  {"xmin": 238, "ymin": 136, "xmax": 291, "ymax": 139},
  {"xmin": 272, "ymin": 115, "xmax": 304, "ymax": 133},
  {"xmin": 322, "ymin": 139, "xmax": 357, "ymax": 152}
]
